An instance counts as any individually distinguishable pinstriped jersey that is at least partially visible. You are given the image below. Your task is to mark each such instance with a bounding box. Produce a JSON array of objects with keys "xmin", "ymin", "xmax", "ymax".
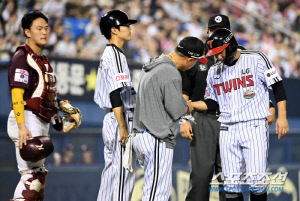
[
  {"xmin": 205, "ymin": 50, "xmax": 282, "ymax": 123},
  {"xmin": 94, "ymin": 44, "xmax": 136, "ymax": 110}
]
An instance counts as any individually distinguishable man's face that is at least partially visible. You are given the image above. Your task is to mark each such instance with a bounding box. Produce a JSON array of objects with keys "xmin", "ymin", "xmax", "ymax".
[
  {"xmin": 113, "ymin": 24, "xmax": 133, "ymax": 41},
  {"xmin": 215, "ymin": 49, "xmax": 226, "ymax": 62},
  {"xmin": 25, "ymin": 17, "xmax": 49, "ymax": 46}
]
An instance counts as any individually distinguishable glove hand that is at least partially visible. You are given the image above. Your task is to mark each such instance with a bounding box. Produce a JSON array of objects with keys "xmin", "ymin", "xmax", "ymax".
[{"xmin": 60, "ymin": 100, "xmax": 82, "ymax": 133}]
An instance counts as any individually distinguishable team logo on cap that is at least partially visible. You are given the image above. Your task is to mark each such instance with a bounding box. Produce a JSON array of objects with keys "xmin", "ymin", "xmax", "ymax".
[
  {"xmin": 215, "ymin": 16, "xmax": 222, "ymax": 23},
  {"xmin": 188, "ymin": 51, "xmax": 201, "ymax": 57},
  {"xmin": 207, "ymin": 39, "xmax": 214, "ymax": 49}
]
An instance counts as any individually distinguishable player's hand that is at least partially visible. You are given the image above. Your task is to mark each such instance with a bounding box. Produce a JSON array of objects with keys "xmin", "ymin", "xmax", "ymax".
[
  {"xmin": 180, "ymin": 121, "xmax": 193, "ymax": 141},
  {"xmin": 18, "ymin": 123, "xmax": 32, "ymax": 149},
  {"xmin": 267, "ymin": 107, "xmax": 276, "ymax": 125},
  {"xmin": 119, "ymin": 126, "xmax": 129, "ymax": 147},
  {"xmin": 187, "ymin": 100, "xmax": 194, "ymax": 114},
  {"xmin": 276, "ymin": 117, "xmax": 289, "ymax": 139}
]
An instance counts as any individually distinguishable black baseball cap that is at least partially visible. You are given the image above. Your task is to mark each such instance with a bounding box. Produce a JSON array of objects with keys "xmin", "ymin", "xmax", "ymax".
[
  {"xmin": 208, "ymin": 14, "xmax": 231, "ymax": 29},
  {"xmin": 176, "ymin": 36, "xmax": 208, "ymax": 64}
]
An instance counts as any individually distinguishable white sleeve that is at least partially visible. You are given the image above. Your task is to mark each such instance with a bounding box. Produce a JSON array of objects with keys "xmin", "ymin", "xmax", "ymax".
[
  {"xmin": 204, "ymin": 69, "xmax": 218, "ymax": 102},
  {"xmin": 105, "ymin": 51, "xmax": 129, "ymax": 93},
  {"xmin": 257, "ymin": 52, "xmax": 282, "ymax": 87}
]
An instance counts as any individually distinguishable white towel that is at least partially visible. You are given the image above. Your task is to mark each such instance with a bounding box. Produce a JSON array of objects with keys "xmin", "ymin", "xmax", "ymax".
[{"xmin": 123, "ymin": 133, "xmax": 135, "ymax": 172}]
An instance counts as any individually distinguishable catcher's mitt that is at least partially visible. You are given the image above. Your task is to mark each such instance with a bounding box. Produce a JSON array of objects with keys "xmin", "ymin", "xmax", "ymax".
[{"xmin": 59, "ymin": 100, "xmax": 82, "ymax": 133}]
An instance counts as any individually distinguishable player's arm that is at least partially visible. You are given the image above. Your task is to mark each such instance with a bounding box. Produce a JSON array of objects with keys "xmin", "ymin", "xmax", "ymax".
[
  {"xmin": 11, "ymin": 87, "xmax": 32, "ymax": 149},
  {"xmin": 110, "ymin": 88, "xmax": 128, "ymax": 146},
  {"xmin": 271, "ymin": 81, "xmax": 289, "ymax": 139},
  {"xmin": 191, "ymin": 99, "xmax": 218, "ymax": 111},
  {"xmin": 192, "ymin": 68, "xmax": 218, "ymax": 111},
  {"xmin": 267, "ymin": 100, "xmax": 276, "ymax": 125},
  {"xmin": 163, "ymin": 76, "xmax": 191, "ymax": 121},
  {"xmin": 258, "ymin": 52, "xmax": 288, "ymax": 138},
  {"xmin": 180, "ymin": 94, "xmax": 194, "ymax": 141}
]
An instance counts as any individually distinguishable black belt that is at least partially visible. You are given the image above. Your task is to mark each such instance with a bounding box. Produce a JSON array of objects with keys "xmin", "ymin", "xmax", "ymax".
[{"xmin": 105, "ymin": 108, "xmax": 134, "ymax": 114}]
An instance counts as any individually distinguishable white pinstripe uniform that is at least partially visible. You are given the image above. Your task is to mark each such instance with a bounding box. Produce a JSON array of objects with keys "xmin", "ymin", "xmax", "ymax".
[
  {"xmin": 205, "ymin": 50, "xmax": 282, "ymax": 191},
  {"xmin": 94, "ymin": 44, "xmax": 136, "ymax": 201}
]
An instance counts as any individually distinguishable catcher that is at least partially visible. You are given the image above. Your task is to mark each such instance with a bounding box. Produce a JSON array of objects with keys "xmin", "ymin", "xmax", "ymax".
[{"xmin": 7, "ymin": 10, "xmax": 81, "ymax": 201}]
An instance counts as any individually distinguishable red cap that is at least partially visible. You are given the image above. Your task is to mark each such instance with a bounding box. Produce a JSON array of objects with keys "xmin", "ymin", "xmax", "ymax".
[{"xmin": 196, "ymin": 56, "xmax": 208, "ymax": 64}]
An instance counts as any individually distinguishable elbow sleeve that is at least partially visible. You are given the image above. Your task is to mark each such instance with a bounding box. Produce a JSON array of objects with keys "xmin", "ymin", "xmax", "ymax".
[
  {"xmin": 203, "ymin": 99, "xmax": 218, "ymax": 111},
  {"xmin": 271, "ymin": 81, "xmax": 287, "ymax": 103},
  {"xmin": 109, "ymin": 88, "xmax": 123, "ymax": 108}
]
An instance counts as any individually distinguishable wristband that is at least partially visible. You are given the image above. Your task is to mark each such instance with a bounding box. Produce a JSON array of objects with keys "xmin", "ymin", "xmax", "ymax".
[{"xmin": 179, "ymin": 119, "xmax": 187, "ymax": 124}]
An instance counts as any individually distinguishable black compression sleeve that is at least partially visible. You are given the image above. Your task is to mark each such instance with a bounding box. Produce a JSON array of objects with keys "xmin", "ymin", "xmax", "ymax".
[
  {"xmin": 109, "ymin": 88, "xmax": 123, "ymax": 108},
  {"xmin": 269, "ymin": 100, "xmax": 275, "ymax": 108},
  {"xmin": 271, "ymin": 81, "xmax": 287, "ymax": 103},
  {"xmin": 203, "ymin": 99, "xmax": 218, "ymax": 111}
]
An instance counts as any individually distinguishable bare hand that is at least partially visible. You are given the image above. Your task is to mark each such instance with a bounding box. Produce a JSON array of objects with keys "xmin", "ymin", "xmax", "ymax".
[
  {"xmin": 18, "ymin": 123, "xmax": 32, "ymax": 149},
  {"xmin": 187, "ymin": 100, "xmax": 194, "ymax": 114},
  {"xmin": 119, "ymin": 126, "xmax": 129, "ymax": 147},
  {"xmin": 276, "ymin": 117, "xmax": 289, "ymax": 139},
  {"xmin": 180, "ymin": 121, "xmax": 193, "ymax": 141},
  {"xmin": 267, "ymin": 107, "xmax": 276, "ymax": 125}
]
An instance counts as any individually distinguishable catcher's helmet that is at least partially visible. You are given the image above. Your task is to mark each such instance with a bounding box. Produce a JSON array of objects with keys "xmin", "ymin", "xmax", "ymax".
[
  {"xmin": 206, "ymin": 28, "xmax": 238, "ymax": 66},
  {"xmin": 99, "ymin": 10, "xmax": 137, "ymax": 37},
  {"xmin": 20, "ymin": 136, "xmax": 54, "ymax": 162}
]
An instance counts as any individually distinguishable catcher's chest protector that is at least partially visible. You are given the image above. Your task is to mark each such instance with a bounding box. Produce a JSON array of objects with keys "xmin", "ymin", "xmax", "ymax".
[{"xmin": 16, "ymin": 44, "xmax": 57, "ymax": 123}]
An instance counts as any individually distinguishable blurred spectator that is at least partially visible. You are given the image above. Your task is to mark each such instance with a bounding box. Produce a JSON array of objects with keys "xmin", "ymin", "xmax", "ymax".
[
  {"xmin": 78, "ymin": 144, "xmax": 98, "ymax": 165},
  {"xmin": 85, "ymin": 13, "xmax": 101, "ymax": 38},
  {"xmin": 80, "ymin": 33, "xmax": 102, "ymax": 59},
  {"xmin": 53, "ymin": 152, "xmax": 62, "ymax": 166},
  {"xmin": 162, "ymin": 0, "xmax": 181, "ymax": 20},
  {"xmin": 75, "ymin": 35, "xmax": 85, "ymax": 57},
  {"xmin": 185, "ymin": 17, "xmax": 203, "ymax": 38},
  {"xmin": 43, "ymin": 0, "xmax": 66, "ymax": 19},
  {"xmin": 62, "ymin": 144, "xmax": 75, "ymax": 165},
  {"xmin": 54, "ymin": 32, "xmax": 76, "ymax": 57},
  {"xmin": 5, "ymin": 12, "xmax": 20, "ymax": 36},
  {"xmin": 1, "ymin": 0, "xmax": 300, "ymax": 79},
  {"xmin": 6, "ymin": 33, "xmax": 21, "ymax": 53},
  {"xmin": 139, "ymin": 7, "xmax": 153, "ymax": 25}
]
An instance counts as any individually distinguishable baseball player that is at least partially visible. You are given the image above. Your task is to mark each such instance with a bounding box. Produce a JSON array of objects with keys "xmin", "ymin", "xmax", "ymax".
[
  {"xmin": 130, "ymin": 37, "xmax": 207, "ymax": 201},
  {"xmin": 191, "ymin": 28, "xmax": 289, "ymax": 201},
  {"xmin": 7, "ymin": 10, "xmax": 81, "ymax": 201},
  {"xmin": 94, "ymin": 10, "xmax": 137, "ymax": 201},
  {"xmin": 181, "ymin": 14, "xmax": 276, "ymax": 201}
]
